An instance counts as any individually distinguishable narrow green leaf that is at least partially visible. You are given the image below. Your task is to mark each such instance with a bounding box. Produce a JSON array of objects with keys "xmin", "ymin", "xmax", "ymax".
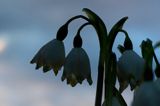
[
  {"xmin": 82, "ymin": 8, "xmax": 107, "ymax": 36},
  {"xmin": 108, "ymin": 17, "xmax": 128, "ymax": 51},
  {"xmin": 105, "ymin": 53, "xmax": 117, "ymax": 106},
  {"xmin": 83, "ymin": 8, "xmax": 107, "ymax": 50},
  {"xmin": 113, "ymin": 87, "xmax": 127, "ymax": 106}
]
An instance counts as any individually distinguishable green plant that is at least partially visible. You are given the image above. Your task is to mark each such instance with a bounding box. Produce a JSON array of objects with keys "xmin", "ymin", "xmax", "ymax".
[{"xmin": 30, "ymin": 8, "xmax": 160, "ymax": 106}]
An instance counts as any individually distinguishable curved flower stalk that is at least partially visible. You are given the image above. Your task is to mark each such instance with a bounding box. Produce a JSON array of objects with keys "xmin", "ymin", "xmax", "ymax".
[
  {"xmin": 117, "ymin": 50, "xmax": 145, "ymax": 93},
  {"xmin": 30, "ymin": 39, "xmax": 65, "ymax": 75},
  {"xmin": 132, "ymin": 79, "xmax": 160, "ymax": 106},
  {"xmin": 30, "ymin": 14, "xmax": 89, "ymax": 75},
  {"xmin": 61, "ymin": 48, "xmax": 92, "ymax": 87}
]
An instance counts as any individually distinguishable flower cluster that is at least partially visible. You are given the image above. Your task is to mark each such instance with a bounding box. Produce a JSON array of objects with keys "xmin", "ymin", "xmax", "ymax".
[
  {"xmin": 30, "ymin": 21, "xmax": 92, "ymax": 87},
  {"xmin": 30, "ymin": 8, "xmax": 160, "ymax": 106}
]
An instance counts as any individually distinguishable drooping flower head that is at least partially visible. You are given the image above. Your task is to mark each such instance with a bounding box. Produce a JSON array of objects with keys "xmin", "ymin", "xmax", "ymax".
[
  {"xmin": 117, "ymin": 50, "xmax": 145, "ymax": 93},
  {"xmin": 30, "ymin": 23, "xmax": 69, "ymax": 75},
  {"xmin": 30, "ymin": 39, "xmax": 65, "ymax": 75},
  {"xmin": 61, "ymin": 35, "xmax": 92, "ymax": 87},
  {"xmin": 61, "ymin": 48, "xmax": 92, "ymax": 87}
]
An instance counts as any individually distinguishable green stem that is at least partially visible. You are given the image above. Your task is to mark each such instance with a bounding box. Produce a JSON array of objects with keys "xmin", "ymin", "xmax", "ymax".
[
  {"xmin": 153, "ymin": 51, "xmax": 160, "ymax": 66},
  {"xmin": 82, "ymin": 9, "xmax": 128, "ymax": 106},
  {"xmin": 119, "ymin": 29, "xmax": 129, "ymax": 37},
  {"xmin": 108, "ymin": 17, "xmax": 128, "ymax": 52},
  {"xmin": 82, "ymin": 8, "xmax": 108, "ymax": 106},
  {"xmin": 95, "ymin": 52, "xmax": 104, "ymax": 106},
  {"xmin": 104, "ymin": 17, "xmax": 128, "ymax": 106},
  {"xmin": 66, "ymin": 15, "xmax": 90, "ymax": 25},
  {"xmin": 77, "ymin": 22, "xmax": 91, "ymax": 35},
  {"xmin": 104, "ymin": 53, "xmax": 117, "ymax": 106},
  {"xmin": 113, "ymin": 87, "xmax": 127, "ymax": 106}
]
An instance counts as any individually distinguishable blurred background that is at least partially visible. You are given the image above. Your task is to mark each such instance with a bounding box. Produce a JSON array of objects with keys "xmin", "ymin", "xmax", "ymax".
[{"xmin": 0, "ymin": 0, "xmax": 160, "ymax": 106}]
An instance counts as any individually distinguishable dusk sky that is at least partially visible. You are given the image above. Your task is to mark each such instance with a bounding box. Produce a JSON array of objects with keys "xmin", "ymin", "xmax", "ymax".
[{"xmin": 0, "ymin": 0, "xmax": 160, "ymax": 106}]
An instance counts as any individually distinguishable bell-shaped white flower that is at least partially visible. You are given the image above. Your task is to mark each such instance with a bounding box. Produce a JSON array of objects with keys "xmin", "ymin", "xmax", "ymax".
[
  {"xmin": 132, "ymin": 79, "xmax": 160, "ymax": 106},
  {"xmin": 117, "ymin": 50, "xmax": 145, "ymax": 93},
  {"xmin": 61, "ymin": 48, "xmax": 92, "ymax": 87},
  {"xmin": 30, "ymin": 39, "xmax": 65, "ymax": 75}
]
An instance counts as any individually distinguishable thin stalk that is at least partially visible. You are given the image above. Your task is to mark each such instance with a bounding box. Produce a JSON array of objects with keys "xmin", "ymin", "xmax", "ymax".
[
  {"xmin": 113, "ymin": 87, "xmax": 127, "ymax": 106},
  {"xmin": 95, "ymin": 52, "xmax": 104, "ymax": 106},
  {"xmin": 66, "ymin": 15, "xmax": 90, "ymax": 25},
  {"xmin": 153, "ymin": 51, "xmax": 160, "ymax": 66},
  {"xmin": 77, "ymin": 22, "xmax": 91, "ymax": 34},
  {"xmin": 75, "ymin": 21, "xmax": 104, "ymax": 106}
]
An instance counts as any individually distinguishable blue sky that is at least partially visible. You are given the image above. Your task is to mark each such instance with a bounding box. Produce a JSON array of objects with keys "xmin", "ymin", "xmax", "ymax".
[{"xmin": 0, "ymin": 0, "xmax": 160, "ymax": 106}]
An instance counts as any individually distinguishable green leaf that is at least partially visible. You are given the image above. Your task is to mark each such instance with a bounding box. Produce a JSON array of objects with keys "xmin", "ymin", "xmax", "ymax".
[
  {"xmin": 82, "ymin": 8, "xmax": 107, "ymax": 35},
  {"xmin": 108, "ymin": 17, "xmax": 128, "ymax": 51},
  {"xmin": 83, "ymin": 8, "xmax": 107, "ymax": 50},
  {"xmin": 105, "ymin": 52, "xmax": 117, "ymax": 106},
  {"xmin": 113, "ymin": 87, "xmax": 127, "ymax": 106}
]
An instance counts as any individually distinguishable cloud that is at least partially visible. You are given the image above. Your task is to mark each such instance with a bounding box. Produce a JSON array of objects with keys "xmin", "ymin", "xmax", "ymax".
[
  {"xmin": 0, "ymin": 61, "xmax": 95, "ymax": 106},
  {"xmin": 0, "ymin": 81, "xmax": 95, "ymax": 106}
]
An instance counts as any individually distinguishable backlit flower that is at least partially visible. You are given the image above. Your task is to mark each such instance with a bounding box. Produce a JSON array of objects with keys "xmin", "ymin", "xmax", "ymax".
[
  {"xmin": 61, "ymin": 48, "xmax": 92, "ymax": 87},
  {"xmin": 132, "ymin": 79, "xmax": 160, "ymax": 106},
  {"xmin": 30, "ymin": 39, "xmax": 65, "ymax": 75},
  {"xmin": 117, "ymin": 50, "xmax": 145, "ymax": 93}
]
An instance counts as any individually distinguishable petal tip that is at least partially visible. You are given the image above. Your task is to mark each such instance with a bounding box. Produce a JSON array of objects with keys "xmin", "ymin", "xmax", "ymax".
[
  {"xmin": 35, "ymin": 64, "xmax": 42, "ymax": 70},
  {"xmin": 30, "ymin": 59, "xmax": 35, "ymax": 64},
  {"xmin": 87, "ymin": 79, "xmax": 93, "ymax": 85}
]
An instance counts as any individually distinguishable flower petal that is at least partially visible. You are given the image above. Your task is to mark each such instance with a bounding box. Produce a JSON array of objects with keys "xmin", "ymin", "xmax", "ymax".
[
  {"xmin": 30, "ymin": 39, "xmax": 65, "ymax": 75},
  {"xmin": 132, "ymin": 80, "xmax": 160, "ymax": 106},
  {"xmin": 62, "ymin": 48, "xmax": 92, "ymax": 86},
  {"xmin": 117, "ymin": 50, "xmax": 145, "ymax": 91}
]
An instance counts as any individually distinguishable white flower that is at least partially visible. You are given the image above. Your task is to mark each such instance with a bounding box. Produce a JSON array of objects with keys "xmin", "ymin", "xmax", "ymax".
[
  {"xmin": 132, "ymin": 79, "xmax": 160, "ymax": 106},
  {"xmin": 30, "ymin": 39, "xmax": 65, "ymax": 75},
  {"xmin": 61, "ymin": 48, "xmax": 92, "ymax": 87},
  {"xmin": 117, "ymin": 50, "xmax": 145, "ymax": 93}
]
